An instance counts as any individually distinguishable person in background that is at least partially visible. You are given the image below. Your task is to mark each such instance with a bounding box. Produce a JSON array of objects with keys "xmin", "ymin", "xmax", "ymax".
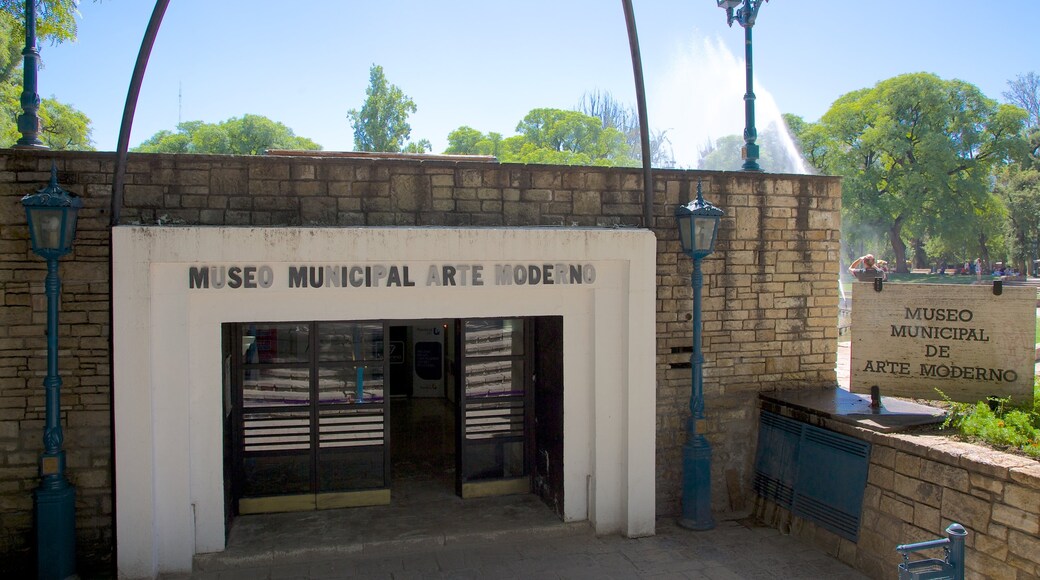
[{"xmin": 848, "ymin": 254, "xmax": 884, "ymax": 281}]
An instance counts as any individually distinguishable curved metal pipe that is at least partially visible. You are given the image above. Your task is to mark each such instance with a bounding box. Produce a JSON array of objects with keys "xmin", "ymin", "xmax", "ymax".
[
  {"xmin": 112, "ymin": 3, "xmax": 653, "ymax": 225},
  {"xmin": 621, "ymin": 0, "xmax": 654, "ymax": 226},
  {"xmin": 110, "ymin": 0, "xmax": 171, "ymax": 226}
]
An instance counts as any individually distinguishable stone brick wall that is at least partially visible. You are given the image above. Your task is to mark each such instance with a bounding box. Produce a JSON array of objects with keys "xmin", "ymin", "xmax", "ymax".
[
  {"xmin": 758, "ymin": 401, "xmax": 1040, "ymax": 580},
  {"xmin": 0, "ymin": 149, "xmax": 842, "ymax": 570}
]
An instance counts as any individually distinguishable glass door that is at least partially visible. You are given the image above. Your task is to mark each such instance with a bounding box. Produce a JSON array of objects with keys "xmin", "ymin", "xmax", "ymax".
[
  {"xmin": 230, "ymin": 321, "xmax": 390, "ymax": 514},
  {"xmin": 455, "ymin": 318, "xmax": 533, "ymax": 498}
]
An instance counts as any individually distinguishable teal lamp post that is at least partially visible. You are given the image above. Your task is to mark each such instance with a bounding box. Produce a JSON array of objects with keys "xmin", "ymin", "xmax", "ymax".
[
  {"xmin": 717, "ymin": 0, "xmax": 767, "ymax": 172},
  {"xmin": 675, "ymin": 180, "xmax": 723, "ymax": 531},
  {"xmin": 14, "ymin": 0, "xmax": 46, "ymax": 149},
  {"xmin": 22, "ymin": 165, "xmax": 81, "ymax": 579}
]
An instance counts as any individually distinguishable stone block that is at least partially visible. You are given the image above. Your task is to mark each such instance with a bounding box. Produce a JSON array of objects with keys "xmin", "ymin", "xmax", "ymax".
[
  {"xmin": 249, "ymin": 163, "xmax": 289, "ymax": 180},
  {"xmin": 964, "ymin": 550, "xmax": 1017, "ymax": 580},
  {"xmin": 871, "ymin": 445, "xmax": 896, "ymax": 469},
  {"xmin": 1000, "ymin": 461, "xmax": 1037, "ymax": 488},
  {"xmin": 890, "ymin": 476, "xmax": 948, "ymax": 507},
  {"xmin": 974, "ymin": 531, "xmax": 1009, "ymax": 562},
  {"xmin": 879, "ymin": 493, "xmax": 914, "ymax": 522},
  {"xmin": 959, "ymin": 450, "xmax": 1032, "ymax": 480},
  {"xmin": 1008, "ymin": 529, "xmax": 1040, "ymax": 565},
  {"xmin": 894, "ymin": 451, "xmax": 925, "ymax": 478},
  {"xmin": 290, "ymin": 164, "xmax": 315, "ymax": 180},
  {"xmin": 912, "ymin": 502, "xmax": 941, "ymax": 531},
  {"xmin": 991, "ymin": 503, "xmax": 1039, "ymax": 535},
  {"xmin": 940, "ymin": 488, "xmax": 992, "ymax": 529},
  {"xmin": 1003, "ymin": 483, "xmax": 1040, "ymax": 512}
]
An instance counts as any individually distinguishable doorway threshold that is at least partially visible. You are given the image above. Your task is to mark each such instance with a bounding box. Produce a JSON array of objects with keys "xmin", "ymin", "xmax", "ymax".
[{"xmin": 193, "ymin": 490, "xmax": 584, "ymax": 573}]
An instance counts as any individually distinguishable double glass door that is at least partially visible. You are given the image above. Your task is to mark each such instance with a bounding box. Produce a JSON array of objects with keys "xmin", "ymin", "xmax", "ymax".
[
  {"xmin": 228, "ymin": 321, "xmax": 390, "ymax": 514},
  {"xmin": 225, "ymin": 317, "xmax": 543, "ymax": 514}
]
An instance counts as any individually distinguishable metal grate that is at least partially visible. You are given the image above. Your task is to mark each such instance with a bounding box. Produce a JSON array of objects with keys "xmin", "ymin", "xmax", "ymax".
[
  {"xmin": 465, "ymin": 398, "xmax": 525, "ymax": 440},
  {"xmin": 753, "ymin": 411, "xmax": 801, "ymax": 508},
  {"xmin": 318, "ymin": 406, "xmax": 385, "ymax": 448},
  {"xmin": 754, "ymin": 411, "xmax": 871, "ymax": 541},
  {"xmin": 243, "ymin": 411, "xmax": 310, "ymax": 452}
]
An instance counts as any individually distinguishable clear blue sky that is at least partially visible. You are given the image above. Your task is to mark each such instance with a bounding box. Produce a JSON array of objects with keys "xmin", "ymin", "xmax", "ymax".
[{"xmin": 37, "ymin": 0, "xmax": 1040, "ymax": 167}]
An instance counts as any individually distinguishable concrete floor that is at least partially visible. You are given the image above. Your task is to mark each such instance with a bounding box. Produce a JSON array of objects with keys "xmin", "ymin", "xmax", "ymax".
[{"xmin": 186, "ymin": 388, "xmax": 872, "ymax": 579}]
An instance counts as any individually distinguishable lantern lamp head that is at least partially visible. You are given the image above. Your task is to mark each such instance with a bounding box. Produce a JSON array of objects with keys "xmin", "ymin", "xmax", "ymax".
[
  {"xmin": 675, "ymin": 180, "xmax": 724, "ymax": 260},
  {"xmin": 21, "ymin": 165, "xmax": 82, "ymax": 259}
]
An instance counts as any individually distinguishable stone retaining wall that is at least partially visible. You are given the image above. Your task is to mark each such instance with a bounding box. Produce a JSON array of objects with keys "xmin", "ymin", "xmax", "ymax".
[
  {"xmin": 759, "ymin": 399, "xmax": 1040, "ymax": 580},
  {"xmin": 0, "ymin": 149, "xmax": 842, "ymax": 570}
]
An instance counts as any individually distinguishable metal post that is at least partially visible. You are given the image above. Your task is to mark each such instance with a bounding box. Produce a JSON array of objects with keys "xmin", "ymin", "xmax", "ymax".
[
  {"xmin": 679, "ymin": 256, "xmax": 715, "ymax": 530},
  {"xmin": 947, "ymin": 523, "xmax": 966, "ymax": 580},
  {"xmin": 740, "ymin": 22, "xmax": 760, "ymax": 171},
  {"xmin": 15, "ymin": 0, "xmax": 46, "ymax": 148},
  {"xmin": 35, "ymin": 257, "xmax": 76, "ymax": 579}
]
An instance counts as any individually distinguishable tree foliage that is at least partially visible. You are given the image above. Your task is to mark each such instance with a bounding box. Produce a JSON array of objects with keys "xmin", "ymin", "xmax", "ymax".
[
  {"xmin": 133, "ymin": 114, "xmax": 321, "ymax": 155},
  {"xmin": 504, "ymin": 108, "xmax": 635, "ymax": 166},
  {"xmin": 995, "ymin": 168, "xmax": 1040, "ymax": 275},
  {"xmin": 578, "ymin": 90, "xmax": 673, "ymax": 167},
  {"xmin": 1004, "ymin": 72, "xmax": 1040, "ymax": 128},
  {"xmin": 802, "ymin": 73, "xmax": 1025, "ymax": 271},
  {"xmin": 0, "ymin": 0, "xmax": 80, "ymax": 44},
  {"xmin": 1003, "ymin": 72, "xmax": 1040, "ymax": 164},
  {"xmin": 0, "ymin": 80, "xmax": 93, "ymax": 149},
  {"xmin": 0, "ymin": 1, "xmax": 94, "ymax": 149},
  {"xmin": 445, "ymin": 126, "xmax": 502, "ymax": 157},
  {"xmin": 347, "ymin": 64, "xmax": 422, "ymax": 153},
  {"xmin": 445, "ymin": 108, "xmax": 635, "ymax": 167}
]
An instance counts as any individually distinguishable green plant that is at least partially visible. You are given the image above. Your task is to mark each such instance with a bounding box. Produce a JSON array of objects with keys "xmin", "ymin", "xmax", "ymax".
[{"xmin": 938, "ymin": 386, "xmax": 1040, "ymax": 459}]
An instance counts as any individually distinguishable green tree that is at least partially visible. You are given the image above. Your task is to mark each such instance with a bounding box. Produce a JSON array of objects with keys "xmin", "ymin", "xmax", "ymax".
[
  {"xmin": 347, "ymin": 64, "xmax": 422, "ymax": 153},
  {"xmin": 578, "ymin": 90, "xmax": 674, "ymax": 168},
  {"xmin": 1003, "ymin": 72, "xmax": 1040, "ymax": 166},
  {"xmin": 0, "ymin": 81, "xmax": 93, "ymax": 149},
  {"xmin": 1004, "ymin": 72, "xmax": 1040, "ymax": 128},
  {"xmin": 996, "ymin": 168, "xmax": 1040, "ymax": 275},
  {"xmin": 0, "ymin": 2, "xmax": 95, "ymax": 149},
  {"xmin": 401, "ymin": 139, "xmax": 431, "ymax": 154},
  {"xmin": 133, "ymin": 114, "xmax": 321, "ymax": 155},
  {"xmin": 809, "ymin": 73, "xmax": 1025, "ymax": 272},
  {"xmin": 503, "ymin": 108, "xmax": 635, "ymax": 167},
  {"xmin": 445, "ymin": 108, "xmax": 647, "ymax": 167},
  {"xmin": 445, "ymin": 126, "xmax": 502, "ymax": 157},
  {"xmin": 0, "ymin": 0, "xmax": 81, "ymax": 45}
]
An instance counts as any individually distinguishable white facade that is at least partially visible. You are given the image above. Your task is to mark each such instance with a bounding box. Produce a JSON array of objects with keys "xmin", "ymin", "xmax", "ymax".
[{"xmin": 112, "ymin": 226, "xmax": 657, "ymax": 578}]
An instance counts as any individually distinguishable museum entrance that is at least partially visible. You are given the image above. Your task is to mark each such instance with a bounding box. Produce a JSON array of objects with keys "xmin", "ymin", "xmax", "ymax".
[{"xmin": 222, "ymin": 316, "xmax": 564, "ymax": 521}]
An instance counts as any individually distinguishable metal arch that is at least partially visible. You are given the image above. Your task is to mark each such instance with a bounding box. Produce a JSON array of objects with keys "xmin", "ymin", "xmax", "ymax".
[
  {"xmin": 111, "ymin": 0, "xmax": 170, "ymax": 226},
  {"xmin": 621, "ymin": 0, "xmax": 654, "ymax": 226},
  {"xmin": 110, "ymin": 1, "xmax": 654, "ymax": 226}
]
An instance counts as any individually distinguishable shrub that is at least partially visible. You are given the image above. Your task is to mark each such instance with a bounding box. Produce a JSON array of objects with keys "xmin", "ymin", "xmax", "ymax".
[{"xmin": 939, "ymin": 384, "xmax": 1040, "ymax": 459}]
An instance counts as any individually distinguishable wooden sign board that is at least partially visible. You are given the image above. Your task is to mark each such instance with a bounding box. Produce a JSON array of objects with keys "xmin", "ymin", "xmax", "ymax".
[{"xmin": 851, "ymin": 283, "xmax": 1036, "ymax": 404}]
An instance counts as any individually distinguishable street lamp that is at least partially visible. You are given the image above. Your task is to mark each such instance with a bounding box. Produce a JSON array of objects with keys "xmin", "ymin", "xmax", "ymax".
[
  {"xmin": 675, "ymin": 180, "xmax": 724, "ymax": 531},
  {"xmin": 14, "ymin": 0, "xmax": 46, "ymax": 149},
  {"xmin": 717, "ymin": 0, "xmax": 767, "ymax": 172},
  {"xmin": 22, "ymin": 164, "xmax": 81, "ymax": 579}
]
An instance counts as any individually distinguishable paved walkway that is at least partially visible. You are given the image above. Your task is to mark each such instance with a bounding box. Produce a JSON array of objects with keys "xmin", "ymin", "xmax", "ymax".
[
  {"xmin": 183, "ymin": 473, "xmax": 871, "ymax": 579},
  {"xmin": 177, "ymin": 348, "xmax": 880, "ymax": 579},
  {"xmin": 188, "ymin": 518, "xmax": 868, "ymax": 579}
]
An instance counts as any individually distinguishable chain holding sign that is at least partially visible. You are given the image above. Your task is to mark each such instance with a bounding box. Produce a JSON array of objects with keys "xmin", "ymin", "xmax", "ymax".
[{"xmin": 850, "ymin": 282, "xmax": 1036, "ymax": 405}]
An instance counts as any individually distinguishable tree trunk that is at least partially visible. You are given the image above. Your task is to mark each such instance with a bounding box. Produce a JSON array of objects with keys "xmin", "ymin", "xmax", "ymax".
[
  {"xmin": 977, "ymin": 232, "xmax": 990, "ymax": 273},
  {"xmin": 889, "ymin": 220, "xmax": 909, "ymax": 273},
  {"xmin": 911, "ymin": 238, "xmax": 928, "ymax": 270}
]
